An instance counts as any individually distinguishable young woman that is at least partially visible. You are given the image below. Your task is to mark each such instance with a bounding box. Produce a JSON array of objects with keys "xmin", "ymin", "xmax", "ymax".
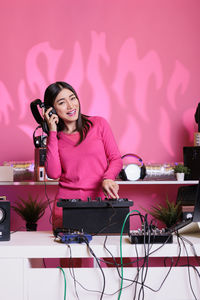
[{"xmin": 44, "ymin": 81, "xmax": 123, "ymax": 228}]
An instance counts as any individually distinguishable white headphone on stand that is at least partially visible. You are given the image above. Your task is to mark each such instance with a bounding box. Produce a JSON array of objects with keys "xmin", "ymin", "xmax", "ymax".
[{"xmin": 119, "ymin": 153, "xmax": 146, "ymax": 181}]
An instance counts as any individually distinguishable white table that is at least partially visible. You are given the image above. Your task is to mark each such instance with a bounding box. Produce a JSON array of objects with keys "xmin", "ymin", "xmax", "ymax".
[{"xmin": 0, "ymin": 231, "xmax": 200, "ymax": 300}]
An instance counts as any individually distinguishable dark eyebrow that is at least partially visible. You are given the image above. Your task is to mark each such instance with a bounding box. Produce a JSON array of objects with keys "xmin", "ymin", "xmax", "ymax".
[
  {"xmin": 55, "ymin": 97, "xmax": 65, "ymax": 103},
  {"xmin": 55, "ymin": 93, "xmax": 75, "ymax": 103},
  {"xmin": 69, "ymin": 93, "xmax": 76, "ymax": 98}
]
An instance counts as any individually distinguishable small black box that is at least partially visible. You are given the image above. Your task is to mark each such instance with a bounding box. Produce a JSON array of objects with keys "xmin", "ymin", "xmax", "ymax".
[
  {"xmin": 34, "ymin": 147, "xmax": 46, "ymax": 167},
  {"xmin": 129, "ymin": 231, "xmax": 173, "ymax": 244},
  {"xmin": 183, "ymin": 146, "xmax": 200, "ymax": 180},
  {"xmin": 57, "ymin": 199, "xmax": 133, "ymax": 235},
  {"xmin": 0, "ymin": 201, "xmax": 10, "ymax": 241}
]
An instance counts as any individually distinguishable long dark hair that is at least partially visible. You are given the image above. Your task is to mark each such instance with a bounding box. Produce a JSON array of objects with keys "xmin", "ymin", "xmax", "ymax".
[{"xmin": 44, "ymin": 81, "xmax": 93, "ymax": 145}]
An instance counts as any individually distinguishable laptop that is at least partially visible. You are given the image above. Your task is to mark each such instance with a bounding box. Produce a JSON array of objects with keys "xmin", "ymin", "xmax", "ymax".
[{"xmin": 168, "ymin": 180, "xmax": 200, "ymax": 234}]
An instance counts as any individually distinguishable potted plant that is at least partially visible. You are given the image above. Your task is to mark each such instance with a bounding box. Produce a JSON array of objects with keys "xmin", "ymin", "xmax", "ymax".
[
  {"xmin": 12, "ymin": 194, "xmax": 50, "ymax": 231},
  {"xmin": 143, "ymin": 196, "xmax": 182, "ymax": 228},
  {"xmin": 173, "ymin": 163, "xmax": 190, "ymax": 181}
]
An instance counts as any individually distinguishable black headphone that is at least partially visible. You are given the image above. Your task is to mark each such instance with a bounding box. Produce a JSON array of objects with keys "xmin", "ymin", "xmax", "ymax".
[
  {"xmin": 33, "ymin": 125, "xmax": 47, "ymax": 148},
  {"xmin": 30, "ymin": 99, "xmax": 57, "ymax": 135},
  {"xmin": 119, "ymin": 153, "xmax": 146, "ymax": 181}
]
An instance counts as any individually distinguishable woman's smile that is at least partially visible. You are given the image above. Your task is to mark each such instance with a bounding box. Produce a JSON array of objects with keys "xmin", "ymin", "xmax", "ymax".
[{"xmin": 67, "ymin": 109, "xmax": 77, "ymax": 116}]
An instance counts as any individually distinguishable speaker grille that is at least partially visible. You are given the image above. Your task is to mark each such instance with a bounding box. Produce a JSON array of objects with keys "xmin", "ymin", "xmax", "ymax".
[{"xmin": 0, "ymin": 201, "xmax": 10, "ymax": 241}]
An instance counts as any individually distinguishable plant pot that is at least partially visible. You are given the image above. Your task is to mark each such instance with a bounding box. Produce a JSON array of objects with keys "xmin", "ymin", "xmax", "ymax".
[
  {"xmin": 26, "ymin": 223, "xmax": 38, "ymax": 231},
  {"xmin": 175, "ymin": 173, "xmax": 185, "ymax": 181}
]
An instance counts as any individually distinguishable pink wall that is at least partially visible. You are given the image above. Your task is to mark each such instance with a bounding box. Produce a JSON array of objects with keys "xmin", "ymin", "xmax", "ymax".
[{"xmin": 0, "ymin": 0, "xmax": 200, "ymax": 230}]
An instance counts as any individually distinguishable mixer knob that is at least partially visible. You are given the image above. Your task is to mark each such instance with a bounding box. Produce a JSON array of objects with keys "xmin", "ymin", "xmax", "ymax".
[{"xmin": 95, "ymin": 197, "xmax": 102, "ymax": 202}]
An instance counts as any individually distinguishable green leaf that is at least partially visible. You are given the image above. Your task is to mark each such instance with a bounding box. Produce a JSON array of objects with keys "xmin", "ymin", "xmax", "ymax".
[
  {"xmin": 142, "ymin": 196, "xmax": 182, "ymax": 228},
  {"xmin": 12, "ymin": 194, "xmax": 52, "ymax": 224}
]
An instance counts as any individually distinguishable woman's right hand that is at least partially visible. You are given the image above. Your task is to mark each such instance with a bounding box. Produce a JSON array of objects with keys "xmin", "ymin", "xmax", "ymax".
[{"xmin": 43, "ymin": 107, "xmax": 59, "ymax": 132}]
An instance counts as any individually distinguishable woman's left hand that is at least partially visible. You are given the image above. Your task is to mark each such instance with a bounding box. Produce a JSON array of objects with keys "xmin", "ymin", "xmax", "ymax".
[{"xmin": 102, "ymin": 179, "xmax": 119, "ymax": 199}]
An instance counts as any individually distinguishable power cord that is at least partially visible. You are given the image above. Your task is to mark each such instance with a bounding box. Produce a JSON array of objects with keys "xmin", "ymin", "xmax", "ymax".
[
  {"xmin": 118, "ymin": 209, "xmax": 141, "ymax": 300},
  {"xmin": 58, "ymin": 267, "xmax": 66, "ymax": 300}
]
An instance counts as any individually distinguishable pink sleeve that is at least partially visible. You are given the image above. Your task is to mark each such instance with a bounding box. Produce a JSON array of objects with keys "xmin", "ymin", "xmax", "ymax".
[
  {"xmin": 99, "ymin": 117, "xmax": 123, "ymax": 180},
  {"xmin": 45, "ymin": 131, "xmax": 62, "ymax": 179}
]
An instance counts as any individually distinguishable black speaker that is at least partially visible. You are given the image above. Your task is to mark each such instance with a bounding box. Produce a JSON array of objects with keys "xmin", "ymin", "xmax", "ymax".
[
  {"xmin": 0, "ymin": 201, "xmax": 10, "ymax": 241},
  {"xmin": 183, "ymin": 147, "xmax": 200, "ymax": 180}
]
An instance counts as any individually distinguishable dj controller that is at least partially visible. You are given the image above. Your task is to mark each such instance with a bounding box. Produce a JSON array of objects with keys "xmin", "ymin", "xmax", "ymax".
[
  {"xmin": 57, "ymin": 197, "xmax": 132, "ymax": 207},
  {"xmin": 57, "ymin": 198, "xmax": 133, "ymax": 235}
]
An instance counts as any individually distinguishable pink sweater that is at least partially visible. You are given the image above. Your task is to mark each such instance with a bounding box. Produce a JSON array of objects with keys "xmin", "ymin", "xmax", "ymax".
[{"xmin": 45, "ymin": 116, "xmax": 122, "ymax": 200}]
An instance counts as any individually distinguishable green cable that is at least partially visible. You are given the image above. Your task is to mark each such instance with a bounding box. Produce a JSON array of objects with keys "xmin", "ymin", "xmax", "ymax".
[
  {"xmin": 118, "ymin": 209, "xmax": 141, "ymax": 300},
  {"xmin": 58, "ymin": 267, "xmax": 67, "ymax": 300}
]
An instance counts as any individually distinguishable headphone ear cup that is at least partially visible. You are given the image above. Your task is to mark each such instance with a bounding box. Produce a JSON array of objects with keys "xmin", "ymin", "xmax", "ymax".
[
  {"xmin": 119, "ymin": 169, "xmax": 128, "ymax": 181},
  {"xmin": 140, "ymin": 165, "xmax": 146, "ymax": 179},
  {"xmin": 124, "ymin": 164, "xmax": 141, "ymax": 181}
]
